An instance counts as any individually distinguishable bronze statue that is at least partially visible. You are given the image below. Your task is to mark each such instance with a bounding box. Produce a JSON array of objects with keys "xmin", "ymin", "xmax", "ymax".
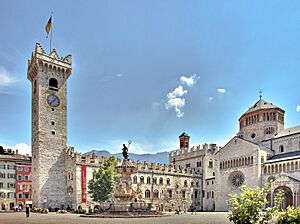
[{"xmin": 122, "ymin": 144, "xmax": 129, "ymax": 160}]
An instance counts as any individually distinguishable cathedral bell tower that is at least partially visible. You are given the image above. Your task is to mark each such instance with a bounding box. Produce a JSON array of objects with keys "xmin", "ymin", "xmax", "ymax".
[{"xmin": 27, "ymin": 43, "xmax": 72, "ymax": 209}]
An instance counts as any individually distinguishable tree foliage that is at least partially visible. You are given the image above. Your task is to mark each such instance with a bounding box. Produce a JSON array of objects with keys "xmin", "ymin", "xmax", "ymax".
[
  {"xmin": 88, "ymin": 156, "xmax": 120, "ymax": 203},
  {"xmin": 276, "ymin": 206, "xmax": 300, "ymax": 224},
  {"xmin": 227, "ymin": 185, "xmax": 284, "ymax": 224}
]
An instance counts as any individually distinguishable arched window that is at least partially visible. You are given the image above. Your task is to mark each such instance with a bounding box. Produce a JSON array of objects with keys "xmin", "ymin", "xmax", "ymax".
[
  {"xmin": 140, "ymin": 176, "xmax": 144, "ymax": 183},
  {"xmin": 208, "ymin": 159, "xmax": 213, "ymax": 168},
  {"xmin": 147, "ymin": 176, "xmax": 151, "ymax": 184},
  {"xmin": 196, "ymin": 181, "xmax": 199, "ymax": 187},
  {"xmin": 159, "ymin": 177, "xmax": 163, "ymax": 185},
  {"xmin": 191, "ymin": 181, "xmax": 194, "ymax": 187},
  {"xmin": 49, "ymin": 78, "xmax": 58, "ymax": 89},
  {"xmin": 153, "ymin": 190, "xmax": 159, "ymax": 199},
  {"xmin": 166, "ymin": 178, "xmax": 170, "ymax": 185},
  {"xmin": 145, "ymin": 189, "xmax": 151, "ymax": 199},
  {"xmin": 133, "ymin": 176, "xmax": 137, "ymax": 184},
  {"xmin": 24, "ymin": 176, "xmax": 28, "ymax": 181},
  {"xmin": 279, "ymin": 145, "xmax": 284, "ymax": 153},
  {"xmin": 184, "ymin": 180, "xmax": 188, "ymax": 187},
  {"xmin": 153, "ymin": 177, "xmax": 157, "ymax": 185},
  {"xmin": 182, "ymin": 190, "xmax": 186, "ymax": 199},
  {"xmin": 17, "ymin": 175, "xmax": 23, "ymax": 180}
]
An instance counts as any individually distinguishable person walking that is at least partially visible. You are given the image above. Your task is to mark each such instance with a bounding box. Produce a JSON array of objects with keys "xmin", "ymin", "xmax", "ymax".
[{"xmin": 25, "ymin": 204, "xmax": 30, "ymax": 218}]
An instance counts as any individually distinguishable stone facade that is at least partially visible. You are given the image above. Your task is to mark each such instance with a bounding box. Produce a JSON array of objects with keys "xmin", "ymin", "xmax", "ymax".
[{"xmin": 28, "ymin": 43, "xmax": 72, "ymax": 209}]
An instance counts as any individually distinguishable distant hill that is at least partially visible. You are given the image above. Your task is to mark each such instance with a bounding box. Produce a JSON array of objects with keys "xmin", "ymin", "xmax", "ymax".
[{"xmin": 84, "ymin": 150, "xmax": 170, "ymax": 165}]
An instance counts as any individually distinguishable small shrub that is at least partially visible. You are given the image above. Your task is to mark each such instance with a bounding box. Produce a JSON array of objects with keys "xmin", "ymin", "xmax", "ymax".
[
  {"xmin": 276, "ymin": 206, "xmax": 300, "ymax": 224},
  {"xmin": 41, "ymin": 208, "xmax": 49, "ymax": 214},
  {"xmin": 56, "ymin": 209, "xmax": 67, "ymax": 214},
  {"xmin": 73, "ymin": 208, "xmax": 87, "ymax": 214}
]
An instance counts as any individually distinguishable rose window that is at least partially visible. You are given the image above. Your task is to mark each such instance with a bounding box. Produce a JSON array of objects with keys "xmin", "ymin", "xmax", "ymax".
[{"xmin": 229, "ymin": 171, "xmax": 245, "ymax": 188}]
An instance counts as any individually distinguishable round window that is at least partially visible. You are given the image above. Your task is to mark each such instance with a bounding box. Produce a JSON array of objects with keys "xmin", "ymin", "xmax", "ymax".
[
  {"xmin": 251, "ymin": 133, "xmax": 256, "ymax": 139},
  {"xmin": 229, "ymin": 171, "xmax": 245, "ymax": 188}
]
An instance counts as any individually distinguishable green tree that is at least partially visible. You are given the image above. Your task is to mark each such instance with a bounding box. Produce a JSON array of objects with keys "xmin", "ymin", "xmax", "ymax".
[
  {"xmin": 88, "ymin": 156, "xmax": 120, "ymax": 203},
  {"xmin": 227, "ymin": 185, "xmax": 284, "ymax": 224},
  {"xmin": 276, "ymin": 206, "xmax": 300, "ymax": 224}
]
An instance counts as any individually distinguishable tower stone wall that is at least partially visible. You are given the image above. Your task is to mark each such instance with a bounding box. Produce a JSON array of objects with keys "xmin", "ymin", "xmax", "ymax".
[{"xmin": 28, "ymin": 43, "xmax": 72, "ymax": 209}]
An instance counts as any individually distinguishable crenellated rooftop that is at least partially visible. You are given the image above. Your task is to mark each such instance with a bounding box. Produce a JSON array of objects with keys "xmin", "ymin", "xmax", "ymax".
[
  {"xmin": 27, "ymin": 43, "xmax": 72, "ymax": 81},
  {"xmin": 169, "ymin": 143, "xmax": 221, "ymax": 158},
  {"xmin": 64, "ymin": 147, "xmax": 104, "ymax": 166}
]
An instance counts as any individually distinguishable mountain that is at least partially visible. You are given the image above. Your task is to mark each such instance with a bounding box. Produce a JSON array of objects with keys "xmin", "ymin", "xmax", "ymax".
[{"xmin": 84, "ymin": 150, "xmax": 170, "ymax": 165}]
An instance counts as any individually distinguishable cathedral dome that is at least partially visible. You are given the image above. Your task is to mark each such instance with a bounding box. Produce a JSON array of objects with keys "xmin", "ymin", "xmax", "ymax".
[{"xmin": 244, "ymin": 99, "xmax": 280, "ymax": 115}]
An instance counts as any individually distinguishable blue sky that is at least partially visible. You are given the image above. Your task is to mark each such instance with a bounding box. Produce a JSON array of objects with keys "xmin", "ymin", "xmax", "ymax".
[{"xmin": 0, "ymin": 1, "xmax": 300, "ymax": 155}]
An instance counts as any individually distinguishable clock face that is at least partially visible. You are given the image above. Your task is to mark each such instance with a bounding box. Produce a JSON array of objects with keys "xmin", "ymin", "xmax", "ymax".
[{"xmin": 47, "ymin": 94, "xmax": 60, "ymax": 107}]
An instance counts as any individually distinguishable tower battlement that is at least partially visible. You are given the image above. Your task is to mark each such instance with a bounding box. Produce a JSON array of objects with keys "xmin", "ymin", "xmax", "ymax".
[{"xmin": 27, "ymin": 43, "xmax": 72, "ymax": 82}]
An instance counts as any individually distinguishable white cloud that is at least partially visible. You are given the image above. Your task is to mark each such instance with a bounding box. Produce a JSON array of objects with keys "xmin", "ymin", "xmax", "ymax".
[
  {"xmin": 4, "ymin": 143, "xmax": 31, "ymax": 156},
  {"xmin": 98, "ymin": 73, "xmax": 123, "ymax": 83},
  {"xmin": 167, "ymin": 85, "xmax": 187, "ymax": 99},
  {"xmin": 208, "ymin": 97, "xmax": 213, "ymax": 101},
  {"xmin": 217, "ymin": 88, "xmax": 226, "ymax": 93},
  {"xmin": 297, "ymin": 105, "xmax": 300, "ymax": 112},
  {"xmin": 165, "ymin": 97, "xmax": 185, "ymax": 117},
  {"xmin": 180, "ymin": 74, "xmax": 199, "ymax": 87},
  {"xmin": 0, "ymin": 66, "xmax": 17, "ymax": 86}
]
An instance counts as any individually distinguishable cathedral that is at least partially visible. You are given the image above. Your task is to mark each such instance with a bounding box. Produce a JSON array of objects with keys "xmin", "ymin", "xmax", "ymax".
[{"xmin": 28, "ymin": 43, "xmax": 300, "ymax": 212}]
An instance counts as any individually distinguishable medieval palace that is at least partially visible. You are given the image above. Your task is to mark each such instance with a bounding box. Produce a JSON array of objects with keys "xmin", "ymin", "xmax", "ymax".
[{"xmin": 28, "ymin": 43, "xmax": 300, "ymax": 212}]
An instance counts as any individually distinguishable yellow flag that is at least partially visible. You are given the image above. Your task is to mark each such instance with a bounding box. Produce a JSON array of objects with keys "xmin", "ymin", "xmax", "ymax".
[{"xmin": 45, "ymin": 16, "xmax": 52, "ymax": 38}]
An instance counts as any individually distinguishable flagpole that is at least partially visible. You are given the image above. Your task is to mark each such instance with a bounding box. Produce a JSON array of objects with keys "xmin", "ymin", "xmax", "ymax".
[{"xmin": 50, "ymin": 12, "xmax": 53, "ymax": 53}]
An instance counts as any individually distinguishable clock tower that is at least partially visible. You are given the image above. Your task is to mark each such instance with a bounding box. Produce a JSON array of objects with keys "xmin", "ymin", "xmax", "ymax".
[{"xmin": 27, "ymin": 43, "xmax": 72, "ymax": 209}]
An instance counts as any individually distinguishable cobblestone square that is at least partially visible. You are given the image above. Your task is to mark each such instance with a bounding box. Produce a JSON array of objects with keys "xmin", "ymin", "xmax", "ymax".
[{"xmin": 0, "ymin": 212, "xmax": 231, "ymax": 224}]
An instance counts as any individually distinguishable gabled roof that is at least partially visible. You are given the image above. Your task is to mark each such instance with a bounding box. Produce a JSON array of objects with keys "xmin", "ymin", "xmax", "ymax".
[
  {"xmin": 274, "ymin": 125, "xmax": 300, "ymax": 139},
  {"xmin": 215, "ymin": 136, "xmax": 259, "ymax": 155}
]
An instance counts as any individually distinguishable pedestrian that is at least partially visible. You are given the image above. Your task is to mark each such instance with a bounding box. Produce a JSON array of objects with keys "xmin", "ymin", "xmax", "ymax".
[{"xmin": 25, "ymin": 204, "xmax": 30, "ymax": 218}]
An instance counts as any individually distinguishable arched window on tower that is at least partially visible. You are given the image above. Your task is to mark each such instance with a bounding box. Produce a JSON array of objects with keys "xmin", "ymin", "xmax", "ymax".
[{"xmin": 49, "ymin": 78, "xmax": 58, "ymax": 90}]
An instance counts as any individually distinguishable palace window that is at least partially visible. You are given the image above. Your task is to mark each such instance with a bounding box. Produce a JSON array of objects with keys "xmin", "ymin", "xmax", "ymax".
[
  {"xmin": 145, "ymin": 190, "xmax": 151, "ymax": 199},
  {"xmin": 133, "ymin": 176, "xmax": 137, "ymax": 184},
  {"xmin": 197, "ymin": 161, "xmax": 202, "ymax": 167},
  {"xmin": 167, "ymin": 189, "xmax": 172, "ymax": 198},
  {"xmin": 147, "ymin": 176, "xmax": 151, "ymax": 184},
  {"xmin": 153, "ymin": 177, "xmax": 157, "ymax": 185},
  {"xmin": 182, "ymin": 190, "xmax": 186, "ymax": 199},
  {"xmin": 159, "ymin": 177, "xmax": 163, "ymax": 185},
  {"xmin": 140, "ymin": 176, "xmax": 144, "ymax": 183},
  {"xmin": 166, "ymin": 178, "xmax": 170, "ymax": 185},
  {"xmin": 153, "ymin": 190, "xmax": 159, "ymax": 199},
  {"xmin": 184, "ymin": 180, "xmax": 188, "ymax": 187}
]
